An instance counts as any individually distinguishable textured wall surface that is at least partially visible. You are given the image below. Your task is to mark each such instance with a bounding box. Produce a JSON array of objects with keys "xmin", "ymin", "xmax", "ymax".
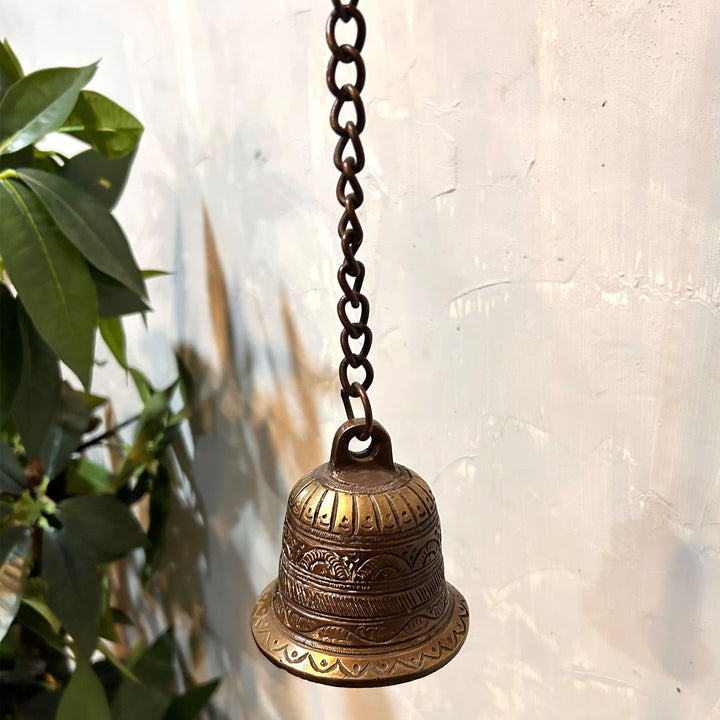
[{"xmin": 4, "ymin": 1, "xmax": 720, "ymax": 718}]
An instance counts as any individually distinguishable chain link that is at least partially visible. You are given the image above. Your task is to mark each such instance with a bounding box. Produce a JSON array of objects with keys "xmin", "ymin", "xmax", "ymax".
[{"xmin": 327, "ymin": 0, "xmax": 374, "ymax": 441}]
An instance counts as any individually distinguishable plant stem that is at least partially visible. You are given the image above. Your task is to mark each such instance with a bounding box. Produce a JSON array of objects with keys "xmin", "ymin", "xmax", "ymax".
[{"xmin": 76, "ymin": 414, "xmax": 141, "ymax": 451}]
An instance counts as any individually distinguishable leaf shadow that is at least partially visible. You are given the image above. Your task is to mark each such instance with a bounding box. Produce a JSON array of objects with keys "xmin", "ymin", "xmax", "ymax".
[{"xmin": 165, "ymin": 204, "xmax": 321, "ymax": 719}]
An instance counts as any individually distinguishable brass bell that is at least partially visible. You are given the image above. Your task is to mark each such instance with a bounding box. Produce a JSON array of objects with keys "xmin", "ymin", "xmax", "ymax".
[{"xmin": 251, "ymin": 419, "xmax": 469, "ymax": 686}]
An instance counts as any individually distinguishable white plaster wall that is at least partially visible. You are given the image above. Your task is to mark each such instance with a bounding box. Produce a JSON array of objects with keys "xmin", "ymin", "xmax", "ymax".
[{"xmin": 3, "ymin": 1, "xmax": 720, "ymax": 718}]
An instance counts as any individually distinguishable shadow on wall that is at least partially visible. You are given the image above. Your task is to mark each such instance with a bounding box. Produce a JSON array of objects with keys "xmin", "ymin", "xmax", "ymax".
[
  {"xmin": 162, "ymin": 207, "xmax": 397, "ymax": 720},
  {"xmin": 583, "ymin": 493, "xmax": 714, "ymax": 689},
  {"xmin": 172, "ymin": 205, "xmax": 305, "ymax": 720}
]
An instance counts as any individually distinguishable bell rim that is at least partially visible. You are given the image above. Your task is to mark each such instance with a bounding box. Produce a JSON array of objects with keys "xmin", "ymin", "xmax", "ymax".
[{"xmin": 250, "ymin": 579, "xmax": 469, "ymax": 687}]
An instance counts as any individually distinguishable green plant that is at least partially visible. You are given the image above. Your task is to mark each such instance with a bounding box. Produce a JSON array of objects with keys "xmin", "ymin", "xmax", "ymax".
[{"xmin": 0, "ymin": 41, "xmax": 218, "ymax": 719}]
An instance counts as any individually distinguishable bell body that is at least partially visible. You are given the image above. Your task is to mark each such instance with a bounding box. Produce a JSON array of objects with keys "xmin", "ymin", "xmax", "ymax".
[{"xmin": 251, "ymin": 420, "xmax": 468, "ymax": 686}]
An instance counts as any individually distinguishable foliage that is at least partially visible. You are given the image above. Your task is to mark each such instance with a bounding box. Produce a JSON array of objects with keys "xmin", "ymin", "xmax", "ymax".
[{"xmin": 0, "ymin": 41, "xmax": 218, "ymax": 719}]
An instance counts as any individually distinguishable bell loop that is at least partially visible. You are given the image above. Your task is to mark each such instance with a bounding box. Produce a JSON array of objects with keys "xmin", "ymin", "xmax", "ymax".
[{"xmin": 330, "ymin": 418, "xmax": 394, "ymax": 474}]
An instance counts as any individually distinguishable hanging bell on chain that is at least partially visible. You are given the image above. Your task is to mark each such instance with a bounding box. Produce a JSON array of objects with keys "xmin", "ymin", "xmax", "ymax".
[
  {"xmin": 251, "ymin": 419, "xmax": 469, "ymax": 686},
  {"xmin": 251, "ymin": 0, "xmax": 468, "ymax": 684}
]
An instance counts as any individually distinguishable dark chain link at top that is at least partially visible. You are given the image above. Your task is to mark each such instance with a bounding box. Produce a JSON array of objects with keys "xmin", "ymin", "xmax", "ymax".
[{"xmin": 327, "ymin": 0, "xmax": 374, "ymax": 441}]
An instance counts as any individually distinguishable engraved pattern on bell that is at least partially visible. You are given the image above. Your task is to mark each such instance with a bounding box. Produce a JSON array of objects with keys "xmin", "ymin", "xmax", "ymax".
[{"xmin": 251, "ymin": 420, "xmax": 469, "ymax": 686}]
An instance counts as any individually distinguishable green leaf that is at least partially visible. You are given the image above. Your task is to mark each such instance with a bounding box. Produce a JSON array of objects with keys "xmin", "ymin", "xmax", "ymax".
[
  {"xmin": 97, "ymin": 638, "xmax": 139, "ymax": 682},
  {"xmin": 57, "ymin": 658, "xmax": 111, "ymax": 720},
  {"xmin": 0, "ymin": 178, "xmax": 97, "ymax": 387},
  {"xmin": 61, "ymin": 147, "xmax": 136, "ymax": 210},
  {"xmin": 41, "ymin": 383, "xmax": 93, "ymax": 479},
  {"xmin": 0, "ymin": 62, "xmax": 98, "ymax": 155},
  {"xmin": 99, "ymin": 316, "xmax": 128, "ymax": 368},
  {"xmin": 17, "ymin": 168, "xmax": 146, "ymax": 299},
  {"xmin": 75, "ymin": 391, "xmax": 107, "ymax": 410},
  {"xmin": 59, "ymin": 90, "xmax": 143, "ymax": 158},
  {"xmin": 0, "ymin": 39, "xmax": 24, "ymax": 99},
  {"xmin": 0, "ymin": 436, "xmax": 25, "ymax": 493},
  {"xmin": 174, "ymin": 352, "xmax": 193, "ymax": 409},
  {"xmin": 133, "ymin": 628, "xmax": 175, "ymax": 688},
  {"xmin": 170, "ymin": 432, "xmax": 193, "ymax": 485},
  {"xmin": 99, "ymin": 590, "xmax": 119, "ymax": 642},
  {"xmin": 117, "ymin": 470, "xmax": 150, "ymax": 505},
  {"xmin": 41, "ymin": 523, "xmax": 102, "ymax": 658},
  {"xmin": 11, "ymin": 307, "xmax": 62, "ymax": 459},
  {"xmin": 21, "ymin": 576, "xmax": 62, "ymax": 633},
  {"xmin": 112, "ymin": 631, "xmax": 174, "ymax": 720},
  {"xmin": 143, "ymin": 464, "xmax": 171, "ymax": 583},
  {"xmin": 93, "ymin": 268, "xmax": 150, "ymax": 318},
  {"xmin": 15, "ymin": 600, "xmax": 68, "ymax": 654},
  {"xmin": 142, "ymin": 269, "xmax": 171, "ymax": 279},
  {"xmin": 0, "ymin": 284, "xmax": 23, "ymax": 422},
  {"xmin": 130, "ymin": 367, "xmax": 153, "ymax": 403},
  {"xmin": 8, "ymin": 488, "xmax": 45, "ymax": 527},
  {"xmin": 55, "ymin": 494, "xmax": 147, "ymax": 563},
  {"xmin": 163, "ymin": 679, "xmax": 220, "ymax": 720},
  {"xmin": 0, "ymin": 524, "xmax": 31, "ymax": 641},
  {"xmin": 66, "ymin": 458, "xmax": 113, "ymax": 495},
  {"xmin": 117, "ymin": 384, "xmax": 176, "ymax": 488},
  {"xmin": 112, "ymin": 679, "xmax": 170, "ymax": 720}
]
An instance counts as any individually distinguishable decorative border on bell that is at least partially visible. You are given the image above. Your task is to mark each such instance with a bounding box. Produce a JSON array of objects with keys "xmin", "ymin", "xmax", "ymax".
[{"xmin": 251, "ymin": 580, "xmax": 469, "ymax": 687}]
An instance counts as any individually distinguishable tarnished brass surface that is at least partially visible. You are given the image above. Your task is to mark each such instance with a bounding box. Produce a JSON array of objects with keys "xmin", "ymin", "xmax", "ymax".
[{"xmin": 251, "ymin": 420, "xmax": 469, "ymax": 686}]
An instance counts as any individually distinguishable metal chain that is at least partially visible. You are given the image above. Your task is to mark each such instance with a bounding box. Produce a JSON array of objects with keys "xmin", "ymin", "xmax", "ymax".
[{"xmin": 326, "ymin": 0, "xmax": 374, "ymax": 441}]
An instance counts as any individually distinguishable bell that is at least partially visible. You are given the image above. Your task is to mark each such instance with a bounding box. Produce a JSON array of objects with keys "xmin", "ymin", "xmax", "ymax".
[{"xmin": 251, "ymin": 419, "xmax": 469, "ymax": 686}]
